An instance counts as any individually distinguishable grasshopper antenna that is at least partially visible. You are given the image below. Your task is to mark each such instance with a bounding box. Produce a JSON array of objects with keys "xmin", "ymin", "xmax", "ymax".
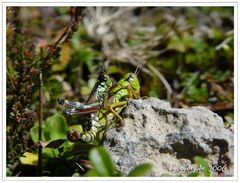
[
  {"xmin": 92, "ymin": 55, "xmax": 107, "ymax": 74},
  {"xmin": 135, "ymin": 60, "xmax": 148, "ymax": 76},
  {"xmin": 134, "ymin": 65, "xmax": 140, "ymax": 75},
  {"xmin": 101, "ymin": 55, "xmax": 108, "ymax": 73}
]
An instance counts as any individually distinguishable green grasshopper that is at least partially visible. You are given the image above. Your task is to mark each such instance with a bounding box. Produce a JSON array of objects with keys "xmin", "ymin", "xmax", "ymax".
[{"xmin": 67, "ymin": 72, "xmax": 141, "ymax": 143}]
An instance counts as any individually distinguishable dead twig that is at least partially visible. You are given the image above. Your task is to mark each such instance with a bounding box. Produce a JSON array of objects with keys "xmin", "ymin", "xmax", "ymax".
[
  {"xmin": 37, "ymin": 69, "xmax": 43, "ymax": 176},
  {"xmin": 44, "ymin": 7, "xmax": 83, "ymax": 67}
]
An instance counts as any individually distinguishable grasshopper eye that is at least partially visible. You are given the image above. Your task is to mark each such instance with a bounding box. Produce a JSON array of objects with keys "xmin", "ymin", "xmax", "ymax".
[
  {"xmin": 102, "ymin": 74, "xmax": 108, "ymax": 81},
  {"xmin": 99, "ymin": 72, "xmax": 107, "ymax": 81},
  {"xmin": 128, "ymin": 74, "xmax": 134, "ymax": 80}
]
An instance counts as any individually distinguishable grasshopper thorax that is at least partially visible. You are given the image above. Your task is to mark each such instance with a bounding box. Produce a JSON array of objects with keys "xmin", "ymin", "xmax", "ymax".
[{"xmin": 122, "ymin": 73, "xmax": 140, "ymax": 92}]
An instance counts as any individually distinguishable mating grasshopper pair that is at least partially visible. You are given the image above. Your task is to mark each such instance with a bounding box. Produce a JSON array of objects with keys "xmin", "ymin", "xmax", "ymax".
[{"xmin": 58, "ymin": 67, "xmax": 141, "ymax": 143}]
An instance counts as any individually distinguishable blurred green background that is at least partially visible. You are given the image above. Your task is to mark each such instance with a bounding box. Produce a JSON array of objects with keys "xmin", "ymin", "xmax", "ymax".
[{"xmin": 6, "ymin": 7, "xmax": 233, "ymax": 176}]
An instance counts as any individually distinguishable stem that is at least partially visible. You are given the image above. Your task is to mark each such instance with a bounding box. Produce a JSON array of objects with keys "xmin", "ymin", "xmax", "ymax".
[{"xmin": 37, "ymin": 70, "xmax": 43, "ymax": 176}]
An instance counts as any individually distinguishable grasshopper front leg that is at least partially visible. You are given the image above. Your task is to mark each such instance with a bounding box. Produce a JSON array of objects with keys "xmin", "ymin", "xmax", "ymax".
[
  {"xmin": 108, "ymin": 85, "xmax": 140, "ymax": 127},
  {"xmin": 108, "ymin": 101, "xmax": 128, "ymax": 127}
]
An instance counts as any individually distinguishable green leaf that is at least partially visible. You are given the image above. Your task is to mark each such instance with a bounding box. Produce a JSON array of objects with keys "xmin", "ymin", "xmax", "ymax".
[
  {"xmin": 160, "ymin": 173, "xmax": 172, "ymax": 177},
  {"xmin": 128, "ymin": 163, "xmax": 152, "ymax": 176},
  {"xmin": 30, "ymin": 125, "xmax": 39, "ymax": 143},
  {"xmin": 85, "ymin": 170, "xmax": 100, "ymax": 177},
  {"xmin": 89, "ymin": 147, "xmax": 115, "ymax": 176},
  {"xmin": 63, "ymin": 143, "xmax": 96, "ymax": 157},
  {"xmin": 45, "ymin": 114, "xmax": 68, "ymax": 140},
  {"xmin": 108, "ymin": 65, "xmax": 120, "ymax": 74},
  {"xmin": 72, "ymin": 172, "xmax": 80, "ymax": 177},
  {"xmin": 42, "ymin": 148, "xmax": 59, "ymax": 159},
  {"xmin": 194, "ymin": 156, "xmax": 210, "ymax": 177},
  {"xmin": 30, "ymin": 114, "xmax": 67, "ymax": 143},
  {"xmin": 149, "ymin": 90, "xmax": 159, "ymax": 98},
  {"xmin": 19, "ymin": 152, "xmax": 38, "ymax": 166},
  {"xmin": 127, "ymin": 39, "xmax": 143, "ymax": 47},
  {"xmin": 176, "ymin": 173, "xmax": 183, "ymax": 177},
  {"xmin": 186, "ymin": 84, "xmax": 208, "ymax": 103},
  {"xmin": 188, "ymin": 171, "xmax": 200, "ymax": 177},
  {"xmin": 30, "ymin": 124, "xmax": 48, "ymax": 143},
  {"xmin": 46, "ymin": 78, "xmax": 63, "ymax": 97},
  {"xmin": 44, "ymin": 139, "xmax": 66, "ymax": 149},
  {"xmin": 168, "ymin": 36, "xmax": 186, "ymax": 52}
]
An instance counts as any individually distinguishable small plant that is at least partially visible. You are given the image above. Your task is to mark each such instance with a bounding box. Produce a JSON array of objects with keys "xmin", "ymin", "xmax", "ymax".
[
  {"xmin": 191, "ymin": 156, "xmax": 211, "ymax": 177},
  {"xmin": 86, "ymin": 147, "xmax": 152, "ymax": 176}
]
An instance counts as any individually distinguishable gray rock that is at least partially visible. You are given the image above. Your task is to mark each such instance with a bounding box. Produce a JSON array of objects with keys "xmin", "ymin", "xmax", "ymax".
[{"xmin": 103, "ymin": 97, "xmax": 234, "ymax": 176}]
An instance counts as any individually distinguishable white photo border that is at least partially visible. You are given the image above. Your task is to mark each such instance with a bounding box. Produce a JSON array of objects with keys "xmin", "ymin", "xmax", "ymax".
[{"xmin": 1, "ymin": 0, "xmax": 239, "ymax": 182}]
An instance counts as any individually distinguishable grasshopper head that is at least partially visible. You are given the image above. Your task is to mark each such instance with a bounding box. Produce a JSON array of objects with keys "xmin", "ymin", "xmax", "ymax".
[
  {"xmin": 98, "ymin": 72, "xmax": 112, "ymax": 88},
  {"xmin": 123, "ymin": 73, "xmax": 140, "ymax": 92}
]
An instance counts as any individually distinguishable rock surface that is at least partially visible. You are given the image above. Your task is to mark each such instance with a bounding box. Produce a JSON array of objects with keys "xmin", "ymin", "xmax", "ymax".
[{"xmin": 103, "ymin": 97, "xmax": 234, "ymax": 176}]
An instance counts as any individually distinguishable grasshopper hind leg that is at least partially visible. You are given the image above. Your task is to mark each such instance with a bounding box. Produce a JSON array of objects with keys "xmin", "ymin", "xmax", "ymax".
[
  {"xmin": 67, "ymin": 113, "xmax": 101, "ymax": 143},
  {"xmin": 67, "ymin": 129, "xmax": 96, "ymax": 143},
  {"xmin": 67, "ymin": 129, "xmax": 82, "ymax": 142}
]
